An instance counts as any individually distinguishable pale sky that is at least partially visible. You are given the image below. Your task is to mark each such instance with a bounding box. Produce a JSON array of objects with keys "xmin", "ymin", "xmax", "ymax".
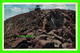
[{"xmin": 4, "ymin": 4, "xmax": 76, "ymax": 20}]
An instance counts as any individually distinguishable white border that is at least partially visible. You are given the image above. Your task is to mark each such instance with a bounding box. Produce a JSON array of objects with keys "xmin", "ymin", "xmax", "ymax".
[{"xmin": 2, "ymin": 3, "xmax": 78, "ymax": 51}]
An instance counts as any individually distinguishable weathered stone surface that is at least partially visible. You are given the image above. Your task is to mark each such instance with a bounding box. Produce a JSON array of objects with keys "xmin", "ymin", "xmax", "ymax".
[{"xmin": 4, "ymin": 9, "xmax": 76, "ymax": 49}]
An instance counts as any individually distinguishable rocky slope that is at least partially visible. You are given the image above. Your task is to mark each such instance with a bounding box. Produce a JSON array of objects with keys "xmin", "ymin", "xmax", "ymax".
[{"xmin": 4, "ymin": 9, "xmax": 76, "ymax": 49}]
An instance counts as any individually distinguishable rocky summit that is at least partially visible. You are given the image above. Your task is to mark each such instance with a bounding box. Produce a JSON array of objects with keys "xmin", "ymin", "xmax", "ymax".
[{"xmin": 4, "ymin": 9, "xmax": 76, "ymax": 49}]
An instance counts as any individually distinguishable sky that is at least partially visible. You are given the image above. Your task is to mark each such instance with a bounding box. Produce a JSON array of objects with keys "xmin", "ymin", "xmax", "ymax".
[{"xmin": 4, "ymin": 3, "xmax": 76, "ymax": 20}]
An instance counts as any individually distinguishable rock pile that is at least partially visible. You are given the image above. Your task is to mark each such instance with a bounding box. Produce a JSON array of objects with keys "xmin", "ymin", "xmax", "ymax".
[{"xmin": 4, "ymin": 9, "xmax": 76, "ymax": 49}]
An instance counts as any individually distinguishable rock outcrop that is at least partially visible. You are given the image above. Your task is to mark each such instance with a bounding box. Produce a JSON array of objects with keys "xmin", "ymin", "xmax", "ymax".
[{"xmin": 4, "ymin": 9, "xmax": 76, "ymax": 49}]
